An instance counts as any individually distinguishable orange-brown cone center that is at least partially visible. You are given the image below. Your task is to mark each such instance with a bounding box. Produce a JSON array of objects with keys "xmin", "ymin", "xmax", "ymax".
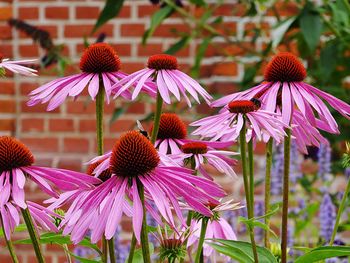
[
  {"xmin": 151, "ymin": 113, "xmax": 187, "ymax": 140},
  {"xmin": 87, "ymin": 160, "xmax": 112, "ymax": 182},
  {"xmin": 147, "ymin": 54, "xmax": 178, "ymax": 70},
  {"xmin": 110, "ymin": 131, "xmax": 160, "ymax": 178},
  {"xmin": 0, "ymin": 136, "xmax": 34, "ymax": 172},
  {"xmin": 228, "ymin": 100, "xmax": 259, "ymax": 114},
  {"xmin": 79, "ymin": 43, "xmax": 121, "ymax": 73},
  {"xmin": 182, "ymin": 142, "xmax": 208, "ymax": 155},
  {"xmin": 264, "ymin": 52, "xmax": 306, "ymax": 82}
]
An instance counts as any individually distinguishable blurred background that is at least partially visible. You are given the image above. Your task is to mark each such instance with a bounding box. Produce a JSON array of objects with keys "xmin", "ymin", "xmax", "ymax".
[{"xmin": 0, "ymin": 0, "xmax": 349, "ymax": 262}]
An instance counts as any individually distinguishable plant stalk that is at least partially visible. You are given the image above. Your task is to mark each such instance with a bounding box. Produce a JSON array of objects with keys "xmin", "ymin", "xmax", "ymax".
[
  {"xmin": 248, "ymin": 140, "xmax": 255, "ymax": 215},
  {"xmin": 239, "ymin": 120, "xmax": 259, "ymax": 263},
  {"xmin": 137, "ymin": 181, "xmax": 151, "ymax": 263},
  {"xmin": 281, "ymin": 128, "xmax": 291, "ymax": 263},
  {"xmin": 330, "ymin": 177, "xmax": 350, "ymax": 245},
  {"xmin": 150, "ymin": 91, "xmax": 164, "ymax": 145},
  {"xmin": 127, "ymin": 234, "xmax": 137, "ymax": 263},
  {"xmin": 0, "ymin": 214, "xmax": 19, "ymax": 263},
  {"xmin": 194, "ymin": 217, "xmax": 209, "ymax": 263},
  {"xmin": 108, "ymin": 238, "xmax": 116, "ymax": 263},
  {"xmin": 21, "ymin": 208, "xmax": 45, "ymax": 263},
  {"xmin": 264, "ymin": 138, "xmax": 273, "ymax": 248}
]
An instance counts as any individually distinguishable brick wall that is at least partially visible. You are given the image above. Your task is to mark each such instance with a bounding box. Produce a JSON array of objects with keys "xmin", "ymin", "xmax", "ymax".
[{"xmin": 0, "ymin": 1, "xmax": 296, "ymax": 262}]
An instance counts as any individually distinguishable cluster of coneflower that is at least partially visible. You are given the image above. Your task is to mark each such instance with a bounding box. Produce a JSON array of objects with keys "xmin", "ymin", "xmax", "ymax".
[{"xmin": 0, "ymin": 43, "xmax": 349, "ymax": 263}]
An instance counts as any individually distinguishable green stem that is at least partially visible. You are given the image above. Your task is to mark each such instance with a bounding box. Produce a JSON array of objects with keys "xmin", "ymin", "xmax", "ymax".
[
  {"xmin": 108, "ymin": 238, "xmax": 116, "ymax": 263},
  {"xmin": 137, "ymin": 181, "xmax": 151, "ymax": 263},
  {"xmin": 150, "ymin": 91, "xmax": 163, "ymax": 145},
  {"xmin": 101, "ymin": 238, "xmax": 108, "ymax": 263},
  {"xmin": 239, "ymin": 121, "xmax": 259, "ymax": 263},
  {"xmin": 281, "ymin": 128, "xmax": 291, "ymax": 263},
  {"xmin": 264, "ymin": 139, "xmax": 273, "ymax": 248},
  {"xmin": 330, "ymin": 177, "xmax": 350, "ymax": 245},
  {"xmin": 194, "ymin": 218, "xmax": 208, "ymax": 263},
  {"xmin": 127, "ymin": 234, "xmax": 137, "ymax": 263},
  {"xmin": 63, "ymin": 244, "xmax": 72, "ymax": 263},
  {"xmin": 21, "ymin": 208, "xmax": 45, "ymax": 263},
  {"xmin": 0, "ymin": 214, "xmax": 19, "ymax": 263},
  {"xmin": 96, "ymin": 86, "xmax": 105, "ymax": 156},
  {"xmin": 248, "ymin": 140, "xmax": 255, "ymax": 216}
]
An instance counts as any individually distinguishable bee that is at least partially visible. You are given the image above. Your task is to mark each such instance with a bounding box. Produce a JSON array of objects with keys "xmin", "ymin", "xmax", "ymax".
[
  {"xmin": 250, "ymin": 97, "xmax": 262, "ymax": 109},
  {"xmin": 136, "ymin": 120, "xmax": 150, "ymax": 139}
]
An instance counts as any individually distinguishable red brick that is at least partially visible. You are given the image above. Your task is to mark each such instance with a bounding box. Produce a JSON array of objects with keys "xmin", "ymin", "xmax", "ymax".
[
  {"xmin": 19, "ymin": 25, "xmax": 58, "ymax": 39},
  {"xmin": 66, "ymin": 100, "xmax": 95, "ymax": 114},
  {"xmin": 0, "ymin": 44, "xmax": 13, "ymax": 58},
  {"xmin": 0, "ymin": 119, "xmax": 15, "ymax": 131},
  {"xmin": 57, "ymin": 158, "xmax": 82, "ymax": 171},
  {"xmin": 212, "ymin": 62, "xmax": 238, "ymax": 76},
  {"xmin": 0, "ymin": 81, "xmax": 15, "ymax": 95},
  {"xmin": 137, "ymin": 43, "xmax": 163, "ymax": 57},
  {"xmin": 109, "ymin": 119, "xmax": 134, "ymax": 133},
  {"xmin": 153, "ymin": 24, "xmax": 190, "ymax": 37},
  {"xmin": 18, "ymin": 7, "xmax": 39, "ymax": 20},
  {"xmin": 63, "ymin": 138, "xmax": 89, "ymax": 153},
  {"xmin": 0, "ymin": 7, "xmax": 12, "ymax": 20},
  {"xmin": 0, "ymin": 25, "xmax": 12, "ymax": 40},
  {"xmin": 120, "ymin": 24, "xmax": 145, "ymax": 37},
  {"xmin": 137, "ymin": 5, "xmax": 158, "ymax": 17},
  {"xmin": 125, "ymin": 102, "xmax": 145, "ymax": 114},
  {"xmin": 45, "ymin": 7, "xmax": 69, "ymax": 19},
  {"xmin": 75, "ymin": 6, "xmax": 100, "ymax": 19},
  {"xmin": 20, "ymin": 82, "xmax": 40, "ymax": 95},
  {"xmin": 0, "ymin": 99, "xmax": 16, "ymax": 113},
  {"xmin": 19, "ymin": 44, "xmax": 39, "ymax": 57},
  {"xmin": 21, "ymin": 118, "xmax": 44, "ymax": 132},
  {"xmin": 64, "ymin": 24, "xmax": 113, "ymax": 38},
  {"xmin": 20, "ymin": 137, "xmax": 59, "ymax": 153},
  {"xmin": 121, "ymin": 62, "xmax": 145, "ymax": 74},
  {"xmin": 79, "ymin": 119, "xmax": 97, "ymax": 132},
  {"xmin": 20, "ymin": 101, "xmax": 60, "ymax": 113},
  {"xmin": 49, "ymin": 119, "xmax": 74, "ymax": 132}
]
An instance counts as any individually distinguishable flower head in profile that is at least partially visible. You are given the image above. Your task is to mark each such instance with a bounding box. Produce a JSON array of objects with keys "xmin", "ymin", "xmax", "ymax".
[
  {"xmin": 191, "ymin": 99, "xmax": 288, "ymax": 143},
  {"xmin": 187, "ymin": 199, "xmax": 242, "ymax": 258},
  {"xmin": 55, "ymin": 131, "xmax": 225, "ymax": 244},
  {"xmin": 0, "ymin": 53, "xmax": 37, "ymax": 76},
  {"xmin": 170, "ymin": 141, "xmax": 238, "ymax": 179},
  {"xmin": 0, "ymin": 136, "xmax": 99, "ymax": 239},
  {"xmin": 28, "ymin": 43, "xmax": 155, "ymax": 111},
  {"xmin": 211, "ymin": 52, "xmax": 350, "ymax": 139},
  {"xmin": 112, "ymin": 54, "xmax": 212, "ymax": 106}
]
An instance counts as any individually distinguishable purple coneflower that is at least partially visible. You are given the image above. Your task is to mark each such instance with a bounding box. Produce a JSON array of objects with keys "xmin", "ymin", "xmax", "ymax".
[
  {"xmin": 55, "ymin": 131, "xmax": 225, "ymax": 244},
  {"xmin": 0, "ymin": 136, "xmax": 98, "ymax": 238},
  {"xmin": 211, "ymin": 52, "xmax": 350, "ymax": 135},
  {"xmin": 0, "ymin": 54, "xmax": 37, "ymax": 76},
  {"xmin": 28, "ymin": 43, "xmax": 155, "ymax": 111},
  {"xmin": 112, "ymin": 54, "xmax": 212, "ymax": 106},
  {"xmin": 191, "ymin": 99, "xmax": 287, "ymax": 143}
]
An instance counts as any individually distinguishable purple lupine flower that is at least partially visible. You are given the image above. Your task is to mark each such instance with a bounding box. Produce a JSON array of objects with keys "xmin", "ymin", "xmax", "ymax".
[
  {"xmin": 236, "ymin": 203, "xmax": 247, "ymax": 235},
  {"xmin": 147, "ymin": 202, "xmax": 159, "ymax": 246},
  {"xmin": 317, "ymin": 143, "xmax": 332, "ymax": 180},
  {"xmin": 320, "ymin": 194, "xmax": 336, "ymax": 242},
  {"xmin": 345, "ymin": 167, "xmax": 350, "ymax": 179},
  {"xmin": 287, "ymin": 224, "xmax": 294, "ymax": 258},
  {"xmin": 271, "ymin": 143, "xmax": 284, "ymax": 196},
  {"xmin": 113, "ymin": 227, "xmax": 129, "ymax": 263},
  {"xmin": 254, "ymin": 201, "xmax": 264, "ymax": 241}
]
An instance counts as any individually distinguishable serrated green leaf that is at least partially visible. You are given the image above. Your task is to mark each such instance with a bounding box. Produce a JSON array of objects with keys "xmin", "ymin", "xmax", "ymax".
[
  {"xmin": 299, "ymin": 2, "xmax": 322, "ymax": 52},
  {"xmin": 295, "ymin": 246, "xmax": 350, "ymax": 263},
  {"xmin": 142, "ymin": 5, "xmax": 173, "ymax": 45},
  {"xmin": 271, "ymin": 16, "xmax": 297, "ymax": 48},
  {"xmin": 92, "ymin": 0, "xmax": 125, "ymax": 34}
]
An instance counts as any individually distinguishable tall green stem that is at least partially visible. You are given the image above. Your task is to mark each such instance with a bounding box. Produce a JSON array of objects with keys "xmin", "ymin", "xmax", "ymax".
[
  {"xmin": 281, "ymin": 128, "xmax": 291, "ymax": 263},
  {"xmin": 248, "ymin": 140, "xmax": 255, "ymax": 215},
  {"xmin": 264, "ymin": 139, "xmax": 273, "ymax": 248},
  {"xmin": 150, "ymin": 91, "xmax": 164, "ymax": 145},
  {"xmin": 0, "ymin": 214, "xmax": 19, "ymax": 263},
  {"xmin": 108, "ymin": 238, "xmax": 116, "ymax": 263},
  {"xmin": 127, "ymin": 234, "xmax": 137, "ymax": 263},
  {"xmin": 239, "ymin": 121, "xmax": 259, "ymax": 263},
  {"xmin": 21, "ymin": 208, "xmax": 45, "ymax": 263},
  {"xmin": 137, "ymin": 181, "xmax": 151, "ymax": 263},
  {"xmin": 330, "ymin": 178, "xmax": 350, "ymax": 245},
  {"xmin": 194, "ymin": 217, "xmax": 208, "ymax": 263}
]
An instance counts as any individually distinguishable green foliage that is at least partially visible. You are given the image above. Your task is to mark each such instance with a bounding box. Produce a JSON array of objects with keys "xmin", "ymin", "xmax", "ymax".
[
  {"xmin": 295, "ymin": 246, "xmax": 350, "ymax": 263},
  {"xmin": 92, "ymin": 0, "xmax": 125, "ymax": 34},
  {"xmin": 126, "ymin": 243, "xmax": 154, "ymax": 263}
]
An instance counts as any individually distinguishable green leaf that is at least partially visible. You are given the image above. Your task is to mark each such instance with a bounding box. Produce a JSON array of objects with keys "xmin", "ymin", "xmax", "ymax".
[
  {"xmin": 299, "ymin": 2, "xmax": 322, "ymax": 52},
  {"xmin": 209, "ymin": 242, "xmax": 254, "ymax": 263},
  {"xmin": 126, "ymin": 243, "xmax": 154, "ymax": 263},
  {"xmin": 142, "ymin": 5, "xmax": 173, "ymax": 45},
  {"xmin": 295, "ymin": 246, "xmax": 350, "ymax": 263},
  {"xmin": 92, "ymin": 0, "xmax": 125, "ymax": 34},
  {"xmin": 319, "ymin": 41, "xmax": 338, "ymax": 81},
  {"xmin": 210, "ymin": 239, "xmax": 278, "ymax": 263},
  {"xmin": 271, "ymin": 16, "xmax": 297, "ymax": 48},
  {"xmin": 0, "ymin": 224, "xmax": 27, "ymax": 237},
  {"xmin": 69, "ymin": 252, "xmax": 101, "ymax": 263},
  {"xmin": 191, "ymin": 37, "xmax": 212, "ymax": 78},
  {"xmin": 110, "ymin": 107, "xmax": 126, "ymax": 124},
  {"xmin": 188, "ymin": 0, "xmax": 206, "ymax": 7},
  {"xmin": 165, "ymin": 36, "xmax": 190, "ymax": 55}
]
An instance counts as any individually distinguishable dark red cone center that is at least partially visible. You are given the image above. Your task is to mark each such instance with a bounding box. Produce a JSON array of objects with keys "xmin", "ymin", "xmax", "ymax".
[
  {"xmin": 151, "ymin": 113, "xmax": 187, "ymax": 140},
  {"xmin": 228, "ymin": 100, "xmax": 259, "ymax": 114},
  {"xmin": 181, "ymin": 142, "xmax": 208, "ymax": 155},
  {"xmin": 87, "ymin": 160, "xmax": 112, "ymax": 182},
  {"xmin": 147, "ymin": 54, "xmax": 178, "ymax": 70}
]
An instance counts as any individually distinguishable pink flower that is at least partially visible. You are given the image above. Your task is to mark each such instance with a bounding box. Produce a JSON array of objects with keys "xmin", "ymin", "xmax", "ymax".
[
  {"xmin": 27, "ymin": 43, "xmax": 155, "ymax": 111},
  {"xmin": 171, "ymin": 141, "xmax": 238, "ymax": 179},
  {"xmin": 0, "ymin": 136, "xmax": 99, "ymax": 238},
  {"xmin": 187, "ymin": 199, "xmax": 242, "ymax": 258},
  {"xmin": 211, "ymin": 53, "xmax": 350, "ymax": 137},
  {"xmin": 54, "ymin": 131, "xmax": 225, "ymax": 244},
  {"xmin": 111, "ymin": 54, "xmax": 212, "ymax": 106},
  {"xmin": 0, "ymin": 54, "xmax": 37, "ymax": 76},
  {"xmin": 191, "ymin": 100, "xmax": 288, "ymax": 143}
]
